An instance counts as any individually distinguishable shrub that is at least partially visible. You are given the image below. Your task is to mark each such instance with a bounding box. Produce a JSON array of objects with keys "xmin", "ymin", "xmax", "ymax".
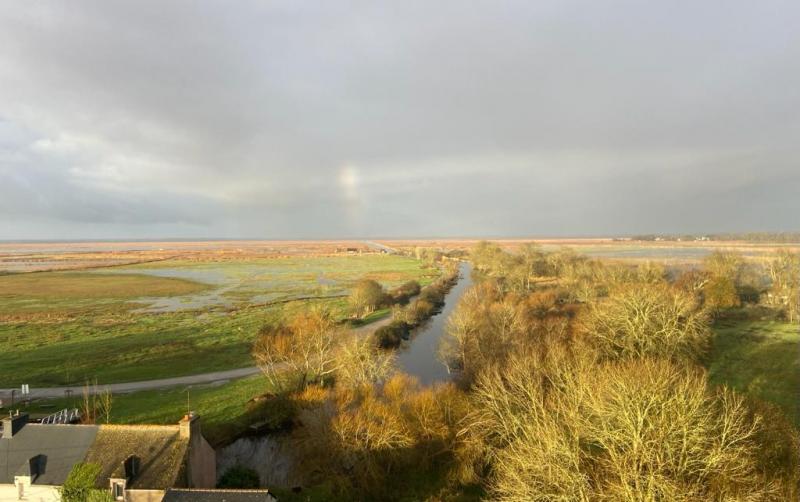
[
  {"xmin": 244, "ymin": 392, "xmax": 295, "ymax": 433},
  {"xmin": 737, "ymin": 284, "xmax": 761, "ymax": 304},
  {"xmin": 705, "ymin": 275, "xmax": 741, "ymax": 311},
  {"xmin": 349, "ymin": 279, "xmax": 386, "ymax": 317},
  {"xmin": 373, "ymin": 320, "xmax": 409, "ymax": 349},
  {"xmin": 61, "ymin": 463, "xmax": 111, "ymax": 502},
  {"xmin": 390, "ymin": 280, "xmax": 421, "ymax": 304},
  {"xmin": 419, "ymin": 285, "xmax": 445, "ymax": 307},
  {"xmin": 217, "ymin": 465, "xmax": 260, "ymax": 489},
  {"xmin": 525, "ymin": 290, "xmax": 559, "ymax": 318},
  {"xmin": 404, "ymin": 300, "xmax": 435, "ymax": 326}
]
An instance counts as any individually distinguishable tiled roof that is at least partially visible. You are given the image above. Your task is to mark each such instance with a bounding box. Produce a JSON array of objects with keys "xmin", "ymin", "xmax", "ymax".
[
  {"xmin": 0, "ymin": 423, "xmax": 100, "ymax": 485},
  {"xmin": 83, "ymin": 424, "xmax": 189, "ymax": 489}
]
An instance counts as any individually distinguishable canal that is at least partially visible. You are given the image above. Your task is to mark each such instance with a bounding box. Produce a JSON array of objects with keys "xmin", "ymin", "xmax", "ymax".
[{"xmin": 395, "ymin": 262, "xmax": 473, "ymax": 385}]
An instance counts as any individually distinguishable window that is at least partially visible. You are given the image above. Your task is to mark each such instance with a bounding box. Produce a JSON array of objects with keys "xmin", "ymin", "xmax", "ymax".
[{"xmin": 113, "ymin": 482, "xmax": 124, "ymax": 501}]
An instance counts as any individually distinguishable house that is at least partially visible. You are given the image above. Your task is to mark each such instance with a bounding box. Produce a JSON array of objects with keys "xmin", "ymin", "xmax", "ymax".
[
  {"xmin": 1, "ymin": 411, "xmax": 216, "ymax": 502},
  {"xmin": 1, "ymin": 412, "xmax": 97, "ymax": 501}
]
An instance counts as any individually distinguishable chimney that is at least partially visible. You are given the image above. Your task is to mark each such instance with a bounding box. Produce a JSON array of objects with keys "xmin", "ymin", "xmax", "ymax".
[
  {"xmin": 179, "ymin": 412, "xmax": 200, "ymax": 440},
  {"xmin": 179, "ymin": 412, "xmax": 216, "ymax": 488},
  {"xmin": 2, "ymin": 412, "xmax": 28, "ymax": 439}
]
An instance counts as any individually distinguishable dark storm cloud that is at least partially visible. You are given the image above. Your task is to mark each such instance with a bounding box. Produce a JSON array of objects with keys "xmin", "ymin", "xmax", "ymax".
[{"xmin": 0, "ymin": 1, "xmax": 798, "ymax": 239}]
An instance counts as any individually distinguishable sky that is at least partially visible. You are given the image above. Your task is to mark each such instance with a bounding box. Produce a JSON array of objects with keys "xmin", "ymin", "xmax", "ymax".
[{"xmin": 1, "ymin": 1, "xmax": 798, "ymax": 240}]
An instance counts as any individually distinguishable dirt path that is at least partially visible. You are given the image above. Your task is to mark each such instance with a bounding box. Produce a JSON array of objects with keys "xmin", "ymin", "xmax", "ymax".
[{"xmin": 0, "ymin": 317, "xmax": 394, "ymax": 401}]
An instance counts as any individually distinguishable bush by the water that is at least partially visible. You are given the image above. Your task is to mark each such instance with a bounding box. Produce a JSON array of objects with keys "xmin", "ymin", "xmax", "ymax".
[
  {"xmin": 373, "ymin": 320, "xmax": 410, "ymax": 348},
  {"xmin": 419, "ymin": 284, "xmax": 446, "ymax": 307},
  {"xmin": 388, "ymin": 264, "xmax": 461, "ymax": 334},
  {"xmin": 389, "ymin": 280, "xmax": 421, "ymax": 304}
]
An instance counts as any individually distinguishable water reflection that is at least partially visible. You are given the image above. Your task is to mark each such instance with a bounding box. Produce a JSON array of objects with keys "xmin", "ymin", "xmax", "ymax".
[{"xmin": 395, "ymin": 262, "xmax": 473, "ymax": 385}]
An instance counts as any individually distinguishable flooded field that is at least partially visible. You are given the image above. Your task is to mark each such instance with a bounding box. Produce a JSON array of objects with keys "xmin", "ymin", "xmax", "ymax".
[
  {"xmin": 0, "ymin": 253, "xmax": 437, "ymax": 386},
  {"xmin": 98, "ymin": 256, "xmax": 431, "ymax": 313}
]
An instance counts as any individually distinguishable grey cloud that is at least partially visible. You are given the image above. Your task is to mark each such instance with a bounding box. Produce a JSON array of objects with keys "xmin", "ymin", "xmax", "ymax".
[{"xmin": 0, "ymin": 1, "xmax": 798, "ymax": 239}]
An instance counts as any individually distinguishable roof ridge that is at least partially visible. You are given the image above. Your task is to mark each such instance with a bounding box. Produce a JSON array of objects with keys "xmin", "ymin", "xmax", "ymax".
[
  {"xmin": 98, "ymin": 424, "xmax": 180, "ymax": 431},
  {"xmin": 167, "ymin": 488, "xmax": 273, "ymax": 493},
  {"xmin": 27, "ymin": 423, "xmax": 99, "ymax": 427}
]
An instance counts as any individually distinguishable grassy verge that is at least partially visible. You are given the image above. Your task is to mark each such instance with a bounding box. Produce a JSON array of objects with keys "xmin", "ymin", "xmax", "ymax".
[
  {"xmin": 347, "ymin": 307, "xmax": 392, "ymax": 328},
  {"xmin": 708, "ymin": 315, "xmax": 799, "ymax": 425}
]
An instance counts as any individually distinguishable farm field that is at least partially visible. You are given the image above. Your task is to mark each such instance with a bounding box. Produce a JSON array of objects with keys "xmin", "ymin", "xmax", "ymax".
[
  {"xmin": 708, "ymin": 316, "xmax": 800, "ymax": 425},
  {"xmin": 0, "ymin": 253, "xmax": 438, "ymax": 387}
]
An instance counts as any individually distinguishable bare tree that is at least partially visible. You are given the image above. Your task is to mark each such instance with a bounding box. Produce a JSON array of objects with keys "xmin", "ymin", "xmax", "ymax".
[
  {"xmin": 440, "ymin": 282, "xmax": 527, "ymax": 385},
  {"xmin": 98, "ymin": 389, "xmax": 113, "ymax": 424},
  {"xmin": 81, "ymin": 381, "xmax": 96, "ymax": 424},
  {"xmin": 765, "ymin": 251, "xmax": 800, "ymax": 322},
  {"xmin": 335, "ymin": 334, "xmax": 395, "ymax": 388},
  {"xmin": 252, "ymin": 307, "xmax": 342, "ymax": 391},
  {"xmin": 349, "ymin": 279, "xmax": 385, "ymax": 318},
  {"xmin": 80, "ymin": 381, "xmax": 112, "ymax": 424},
  {"xmin": 467, "ymin": 354, "xmax": 789, "ymax": 501},
  {"xmin": 293, "ymin": 373, "xmax": 468, "ymax": 498},
  {"xmin": 581, "ymin": 283, "xmax": 710, "ymax": 361}
]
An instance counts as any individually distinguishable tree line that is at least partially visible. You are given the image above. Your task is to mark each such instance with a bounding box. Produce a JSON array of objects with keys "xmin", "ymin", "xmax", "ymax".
[
  {"xmin": 246, "ymin": 243, "xmax": 799, "ymax": 500},
  {"xmin": 373, "ymin": 263, "xmax": 460, "ymax": 348},
  {"xmin": 630, "ymin": 232, "xmax": 800, "ymax": 243},
  {"xmin": 444, "ymin": 242, "xmax": 798, "ymax": 500}
]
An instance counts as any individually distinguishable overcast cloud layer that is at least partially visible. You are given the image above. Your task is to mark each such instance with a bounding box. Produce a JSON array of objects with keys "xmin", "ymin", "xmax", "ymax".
[{"xmin": 1, "ymin": 1, "xmax": 798, "ymax": 240}]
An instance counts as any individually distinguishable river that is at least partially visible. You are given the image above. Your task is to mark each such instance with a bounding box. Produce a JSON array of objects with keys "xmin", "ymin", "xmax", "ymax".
[
  {"xmin": 394, "ymin": 262, "xmax": 473, "ymax": 385},
  {"xmin": 216, "ymin": 263, "xmax": 474, "ymax": 485}
]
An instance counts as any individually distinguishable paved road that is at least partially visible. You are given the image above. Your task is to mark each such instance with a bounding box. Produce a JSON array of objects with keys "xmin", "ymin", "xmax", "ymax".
[
  {"xmin": 0, "ymin": 366, "xmax": 263, "ymax": 401},
  {"xmin": 351, "ymin": 311, "xmax": 394, "ymax": 335},
  {"xmin": 0, "ymin": 315, "xmax": 395, "ymax": 401},
  {"xmin": 363, "ymin": 240, "xmax": 399, "ymax": 254}
]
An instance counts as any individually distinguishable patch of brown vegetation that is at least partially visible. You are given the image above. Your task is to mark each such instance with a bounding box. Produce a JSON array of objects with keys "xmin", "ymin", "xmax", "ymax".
[{"xmin": 0, "ymin": 240, "xmax": 377, "ymax": 273}]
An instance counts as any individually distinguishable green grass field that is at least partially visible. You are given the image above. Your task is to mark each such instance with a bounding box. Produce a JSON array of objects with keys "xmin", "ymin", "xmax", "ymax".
[
  {"xmin": 708, "ymin": 317, "xmax": 799, "ymax": 425},
  {"xmin": 12, "ymin": 375, "xmax": 272, "ymax": 446},
  {"xmin": 0, "ymin": 255, "xmax": 437, "ymax": 386}
]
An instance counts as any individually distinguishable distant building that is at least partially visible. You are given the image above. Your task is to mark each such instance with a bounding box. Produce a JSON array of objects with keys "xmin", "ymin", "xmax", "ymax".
[
  {"xmin": 0, "ymin": 412, "xmax": 226, "ymax": 502},
  {"xmin": 335, "ymin": 247, "xmax": 361, "ymax": 254}
]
